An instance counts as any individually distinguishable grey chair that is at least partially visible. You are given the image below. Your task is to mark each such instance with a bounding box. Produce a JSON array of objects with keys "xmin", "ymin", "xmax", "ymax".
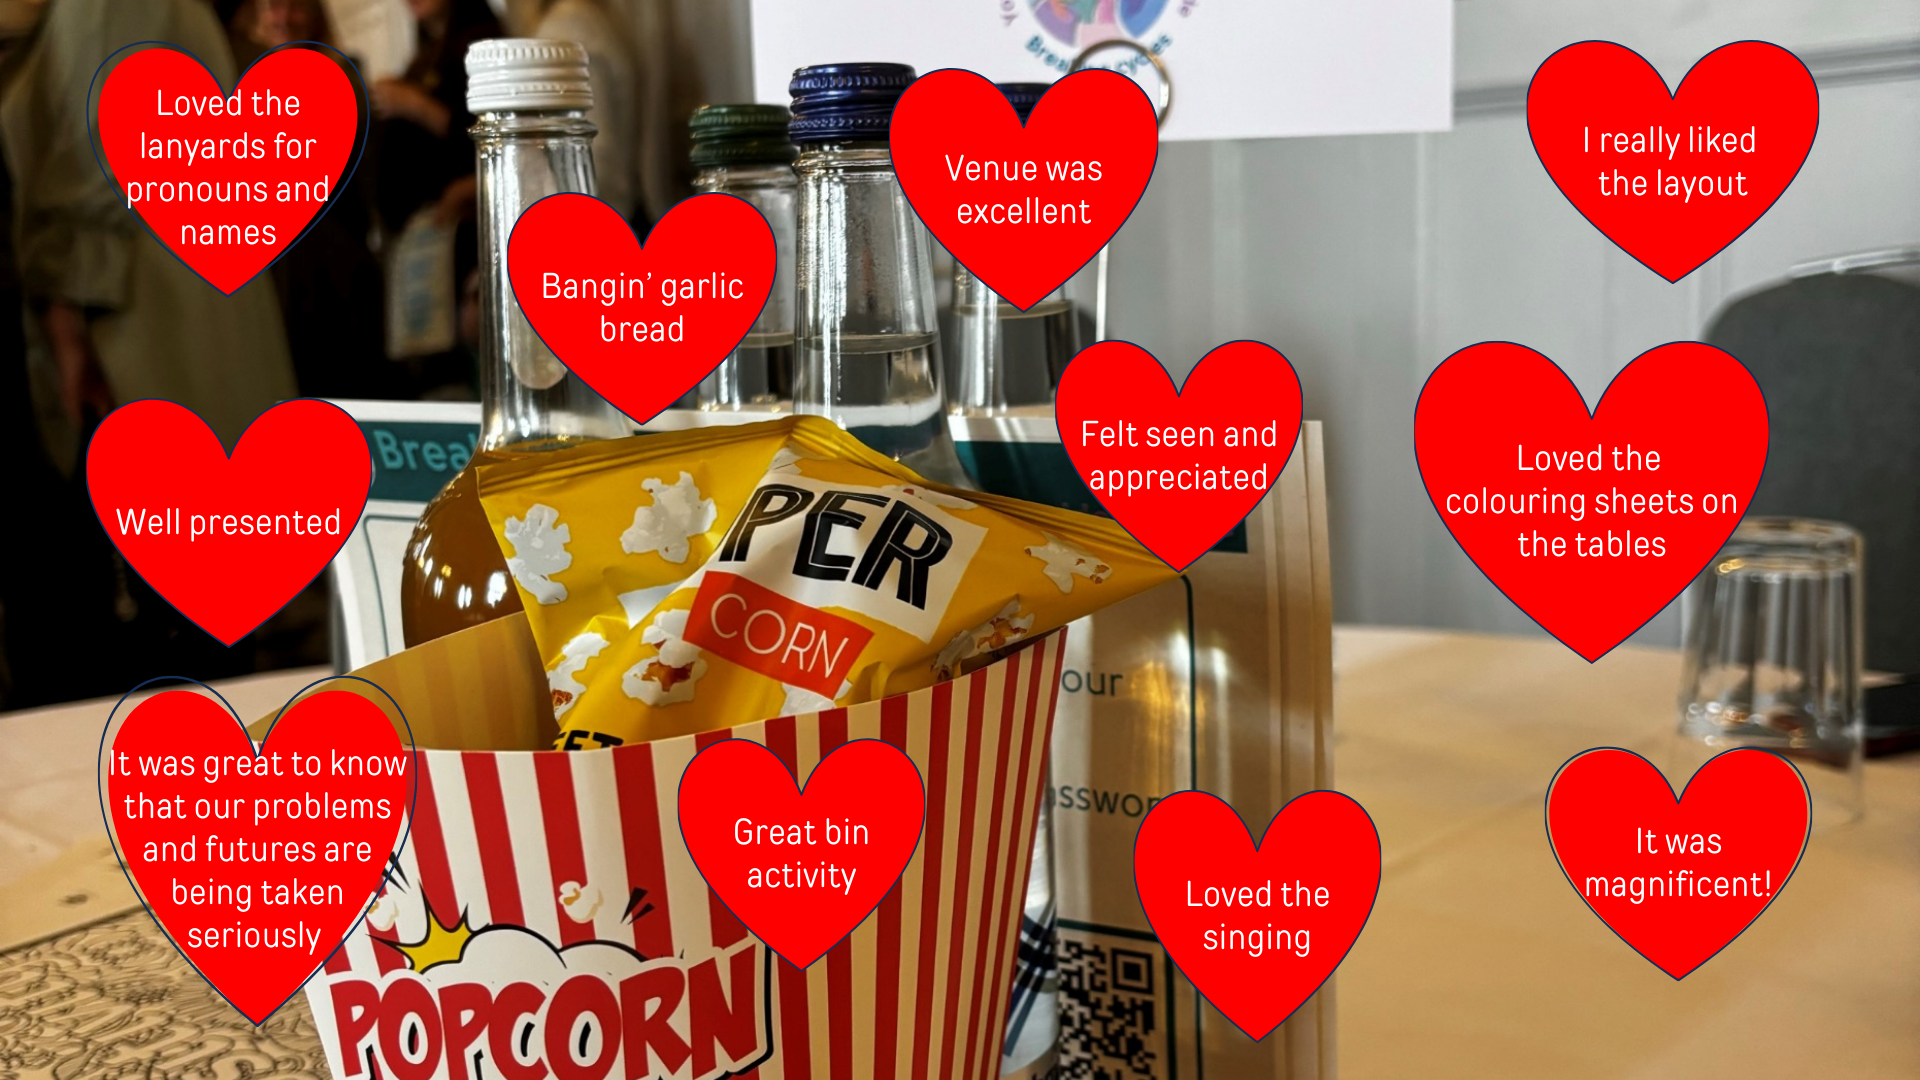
[{"xmin": 1705, "ymin": 270, "xmax": 1920, "ymax": 676}]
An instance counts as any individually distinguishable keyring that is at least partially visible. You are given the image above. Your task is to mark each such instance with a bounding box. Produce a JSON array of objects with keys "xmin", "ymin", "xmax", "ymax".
[{"xmin": 1069, "ymin": 38, "xmax": 1172, "ymax": 129}]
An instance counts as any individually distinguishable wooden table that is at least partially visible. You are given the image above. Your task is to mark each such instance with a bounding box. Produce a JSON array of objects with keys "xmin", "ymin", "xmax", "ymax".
[
  {"xmin": 2, "ymin": 629, "xmax": 1914, "ymax": 1078},
  {"xmin": 1333, "ymin": 629, "xmax": 1919, "ymax": 1080}
]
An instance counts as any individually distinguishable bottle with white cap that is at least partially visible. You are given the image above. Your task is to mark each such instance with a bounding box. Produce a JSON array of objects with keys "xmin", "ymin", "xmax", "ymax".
[{"xmin": 399, "ymin": 39, "xmax": 631, "ymax": 648}]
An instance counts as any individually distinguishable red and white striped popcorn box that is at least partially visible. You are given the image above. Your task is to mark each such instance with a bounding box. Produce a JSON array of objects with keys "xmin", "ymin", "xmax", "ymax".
[{"xmin": 293, "ymin": 611, "xmax": 1065, "ymax": 1080}]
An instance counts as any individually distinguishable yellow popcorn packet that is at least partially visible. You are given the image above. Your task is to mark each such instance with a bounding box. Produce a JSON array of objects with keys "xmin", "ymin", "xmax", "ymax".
[{"xmin": 474, "ymin": 415, "xmax": 1174, "ymax": 747}]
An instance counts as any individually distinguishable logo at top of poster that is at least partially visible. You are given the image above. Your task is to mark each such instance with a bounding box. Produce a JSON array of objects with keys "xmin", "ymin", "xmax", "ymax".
[
  {"xmin": 1033, "ymin": 0, "xmax": 1168, "ymax": 46},
  {"xmin": 1014, "ymin": 0, "xmax": 1190, "ymax": 73}
]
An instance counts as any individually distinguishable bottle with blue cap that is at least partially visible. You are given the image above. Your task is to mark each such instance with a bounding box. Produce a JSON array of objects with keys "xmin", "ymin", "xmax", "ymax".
[
  {"xmin": 951, "ymin": 83, "xmax": 1082, "ymax": 416},
  {"xmin": 788, "ymin": 62, "xmax": 972, "ymax": 486}
]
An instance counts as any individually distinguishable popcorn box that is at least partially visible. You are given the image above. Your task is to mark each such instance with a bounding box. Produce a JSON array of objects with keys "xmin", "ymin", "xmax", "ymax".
[{"xmin": 290, "ymin": 611, "xmax": 1065, "ymax": 1080}]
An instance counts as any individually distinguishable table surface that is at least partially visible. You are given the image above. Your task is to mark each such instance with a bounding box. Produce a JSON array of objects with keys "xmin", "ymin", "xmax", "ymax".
[{"xmin": 2, "ymin": 628, "xmax": 1914, "ymax": 1079}]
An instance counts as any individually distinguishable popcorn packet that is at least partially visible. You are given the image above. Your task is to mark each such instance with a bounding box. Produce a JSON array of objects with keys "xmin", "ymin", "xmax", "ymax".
[{"xmin": 474, "ymin": 415, "xmax": 1175, "ymax": 747}]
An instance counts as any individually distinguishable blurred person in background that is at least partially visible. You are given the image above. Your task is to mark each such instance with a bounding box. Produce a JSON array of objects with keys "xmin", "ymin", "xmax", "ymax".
[
  {"xmin": 371, "ymin": 0, "xmax": 495, "ymax": 233},
  {"xmin": 224, "ymin": 0, "xmax": 395, "ymax": 401},
  {"xmin": 533, "ymin": 0, "xmax": 671, "ymax": 228},
  {"xmin": 0, "ymin": 0, "xmax": 299, "ymax": 704},
  {"xmin": 370, "ymin": 0, "xmax": 497, "ymax": 395},
  {"xmin": 228, "ymin": 0, "xmax": 327, "ymax": 69}
]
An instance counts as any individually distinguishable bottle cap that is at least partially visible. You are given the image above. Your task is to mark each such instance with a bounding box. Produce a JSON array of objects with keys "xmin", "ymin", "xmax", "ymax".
[
  {"xmin": 466, "ymin": 38, "xmax": 594, "ymax": 113},
  {"xmin": 689, "ymin": 104, "xmax": 797, "ymax": 169},
  {"xmin": 788, "ymin": 62, "xmax": 916, "ymax": 145},
  {"xmin": 996, "ymin": 83, "xmax": 1052, "ymax": 123}
]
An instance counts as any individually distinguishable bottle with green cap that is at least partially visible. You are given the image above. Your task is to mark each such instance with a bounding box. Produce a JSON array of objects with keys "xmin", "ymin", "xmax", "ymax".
[{"xmin": 690, "ymin": 103, "xmax": 798, "ymax": 410}]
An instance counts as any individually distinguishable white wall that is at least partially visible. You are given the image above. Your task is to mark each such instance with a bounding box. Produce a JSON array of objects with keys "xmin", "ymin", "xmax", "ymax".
[{"xmin": 1101, "ymin": 15, "xmax": 1920, "ymax": 644}]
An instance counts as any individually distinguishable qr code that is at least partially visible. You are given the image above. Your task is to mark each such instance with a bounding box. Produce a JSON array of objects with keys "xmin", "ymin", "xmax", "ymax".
[{"xmin": 1055, "ymin": 926, "xmax": 1172, "ymax": 1080}]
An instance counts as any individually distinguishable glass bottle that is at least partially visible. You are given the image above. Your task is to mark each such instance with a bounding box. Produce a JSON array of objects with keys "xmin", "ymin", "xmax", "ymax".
[
  {"xmin": 399, "ymin": 39, "xmax": 631, "ymax": 648},
  {"xmin": 691, "ymin": 104, "xmax": 798, "ymax": 411},
  {"xmin": 788, "ymin": 62, "xmax": 972, "ymax": 487},
  {"xmin": 951, "ymin": 84, "xmax": 1079, "ymax": 416},
  {"xmin": 791, "ymin": 63, "xmax": 1057, "ymax": 1077}
]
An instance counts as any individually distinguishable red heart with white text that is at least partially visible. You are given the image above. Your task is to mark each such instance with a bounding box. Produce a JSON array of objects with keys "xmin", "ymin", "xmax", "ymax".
[
  {"xmin": 1054, "ymin": 340, "xmax": 1302, "ymax": 571},
  {"xmin": 891, "ymin": 69, "xmax": 1158, "ymax": 310},
  {"xmin": 1134, "ymin": 791, "xmax": 1380, "ymax": 1040},
  {"xmin": 96, "ymin": 45, "xmax": 361, "ymax": 294},
  {"xmin": 509, "ymin": 193, "xmax": 776, "ymax": 422},
  {"xmin": 86, "ymin": 399, "xmax": 373, "ymax": 646},
  {"xmin": 1527, "ymin": 41, "xmax": 1817, "ymax": 281},
  {"xmin": 1546, "ymin": 748, "xmax": 1809, "ymax": 978},
  {"xmin": 678, "ymin": 739, "xmax": 923, "ymax": 968},
  {"xmin": 1414, "ymin": 341, "xmax": 1768, "ymax": 661},
  {"xmin": 105, "ymin": 685, "xmax": 412, "ymax": 1022}
]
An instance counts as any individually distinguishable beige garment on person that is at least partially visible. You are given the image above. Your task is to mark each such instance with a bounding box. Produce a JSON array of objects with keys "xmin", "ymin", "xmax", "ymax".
[
  {"xmin": 535, "ymin": 0, "xmax": 638, "ymax": 221},
  {"xmin": 548, "ymin": 0, "xmax": 673, "ymax": 224},
  {"xmin": 0, "ymin": 0, "xmax": 298, "ymax": 458}
]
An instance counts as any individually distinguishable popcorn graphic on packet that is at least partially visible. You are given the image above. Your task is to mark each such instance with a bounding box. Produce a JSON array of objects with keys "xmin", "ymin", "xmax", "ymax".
[
  {"xmin": 623, "ymin": 608, "xmax": 707, "ymax": 706},
  {"xmin": 557, "ymin": 881, "xmax": 603, "ymax": 923},
  {"xmin": 504, "ymin": 504, "xmax": 572, "ymax": 604},
  {"xmin": 548, "ymin": 631, "xmax": 608, "ymax": 718},
  {"xmin": 1024, "ymin": 533, "xmax": 1113, "ymax": 593},
  {"xmin": 933, "ymin": 599, "xmax": 1035, "ymax": 681},
  {"xmin": 621, "ymin": 472, "xmax": 717, "ymax": 564}
]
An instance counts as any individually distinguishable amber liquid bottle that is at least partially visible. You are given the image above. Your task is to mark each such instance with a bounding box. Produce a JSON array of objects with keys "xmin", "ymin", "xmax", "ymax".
[{"xmin": 399, "ymin": 40, "xmax": 630, "ymax": 648}]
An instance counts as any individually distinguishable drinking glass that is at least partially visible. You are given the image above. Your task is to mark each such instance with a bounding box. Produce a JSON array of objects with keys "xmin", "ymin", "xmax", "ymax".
[{"xmin": 1675, "ymin": 518, "xmax": 1864, "ymax": 825}]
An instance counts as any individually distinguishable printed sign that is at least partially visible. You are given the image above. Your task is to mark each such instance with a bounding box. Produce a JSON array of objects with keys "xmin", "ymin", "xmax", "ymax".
[{"xmin": 750, "ymin": 0, "xmax": 1452, "ymax": 141}]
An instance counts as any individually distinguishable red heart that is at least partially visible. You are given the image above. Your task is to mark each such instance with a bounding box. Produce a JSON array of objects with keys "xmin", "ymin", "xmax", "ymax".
[
  {"xmin": 890, "ymin": 69, "xmax": 1159, "ymax": 310},
  {"xmin": 1415, "ymin": 342, "xmax": 1768, "ymax": 661},
  {"xmin": 508, "ymin": 193, "xmax": 775, "ymax": 422},
  {"xmin": 85, "ymin": 399, "xmax": 373, "ymax": 646},
  {"xmin": 1547, "ymin": 748, "xmax": 1809, "ymax": 978},
  {"xmin": 95, "ymin": 46, "xmax": 361, "ymax": 295},
  {"xmin": 1134, "ymin": 791, "xmax": 1380, "ymax": 1041},
  {"xmin": 677, "ymin": 739, "xmax": 924, "ymax": 969},
  {"xmin": 105, "ymin": 684, "xmax": 412, "ymax": 1023},
  {"xmin": 1526, "ymin": 41, "xmax": 1818, "ymax": 282},
  {"xmin": 1054, "ymin": 340, "xmax": 1302, "ymax": 571}
]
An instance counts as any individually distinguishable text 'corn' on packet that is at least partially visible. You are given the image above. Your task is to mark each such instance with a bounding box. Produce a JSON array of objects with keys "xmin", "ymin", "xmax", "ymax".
[{"xmin": 474, "ymin": 415, "xmax": 1175, "ymax": 747}]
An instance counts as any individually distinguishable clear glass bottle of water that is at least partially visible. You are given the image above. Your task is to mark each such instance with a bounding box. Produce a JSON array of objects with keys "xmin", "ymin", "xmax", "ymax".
[
  {"xmin": 788, "ymin": 62, "xmax": 972, "ymax": 488},
  {"xmin": 400, "ymin": 39, "xmax": 630, "ymax": 648},
  {"xmin": 691, "ymin": 104, "xmax": 798, "ymax": 410},
  {"xmin": 790, "ymin": 62, "xmax": 1059, "ymax": 1079},
  {"xmin": 952, "ymin": 84, "xmax": 1080, "ymax": 418},
  {"xmin": 953, "ymin": 271, "xmax": 1079, "ymax": 415}
]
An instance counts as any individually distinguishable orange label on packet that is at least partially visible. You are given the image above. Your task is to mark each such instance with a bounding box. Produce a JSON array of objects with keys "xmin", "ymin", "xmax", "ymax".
[{"xmin": 684, "ymin": 571, "xmax": 875, "ymax": 698}]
